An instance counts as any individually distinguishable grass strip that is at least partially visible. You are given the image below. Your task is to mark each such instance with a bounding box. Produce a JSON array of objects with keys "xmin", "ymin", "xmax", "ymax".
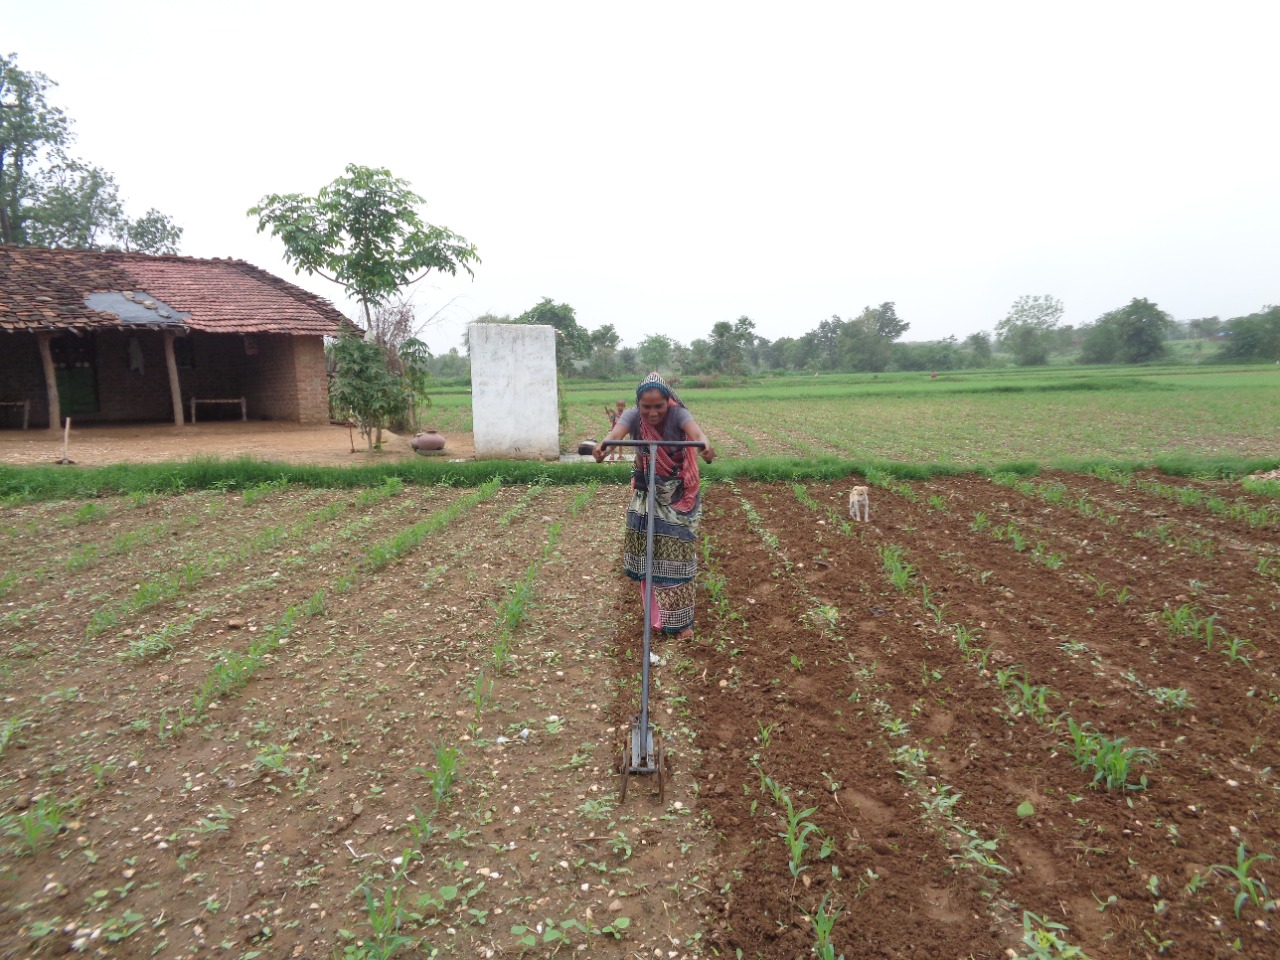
[{"xmin": 4, "ymin": 453, "xmax": 1279, "ymax": 502}]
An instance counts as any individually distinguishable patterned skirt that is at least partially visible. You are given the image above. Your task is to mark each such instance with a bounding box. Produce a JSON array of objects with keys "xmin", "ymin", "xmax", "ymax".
[{"xmin": 623, "ymin": 486, "xmax": 700, "ymax": 634}]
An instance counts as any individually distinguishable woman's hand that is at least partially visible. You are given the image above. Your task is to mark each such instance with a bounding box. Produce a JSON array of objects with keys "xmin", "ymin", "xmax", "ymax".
[
  {"xmin": 592, "ymin": 441, "xmax": 610, "ymax": 463},
  {"xmin": 700, "ymin": 443, "xmax": 716, "ymax": 464}
]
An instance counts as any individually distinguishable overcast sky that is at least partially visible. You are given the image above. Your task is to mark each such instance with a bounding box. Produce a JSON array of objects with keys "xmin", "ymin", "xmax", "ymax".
[{"xmin": 8, "ymin": 1, "xmax": 1278, "ymax": 354}]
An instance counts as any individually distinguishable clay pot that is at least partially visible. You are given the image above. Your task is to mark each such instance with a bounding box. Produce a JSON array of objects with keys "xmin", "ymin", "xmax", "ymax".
[
  {"xmin": 577, "ymin": 439, "xmax": 597, "ymax": 456},
  {"xmin": 412, "ymin": 429, "xmax": 446, "ymax": 454}
]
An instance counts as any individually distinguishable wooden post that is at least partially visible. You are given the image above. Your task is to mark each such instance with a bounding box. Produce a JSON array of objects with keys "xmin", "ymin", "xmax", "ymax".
[
  {"xmin": 163, "ymin": 331, "xmax": 185, "ymax": 425},
  {"xmin": 36, "ymin": 331, "xmax": 61, "ymax": 432}
]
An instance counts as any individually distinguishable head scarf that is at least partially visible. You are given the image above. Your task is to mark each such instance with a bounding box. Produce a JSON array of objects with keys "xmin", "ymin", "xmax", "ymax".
[{"xmin": 636, "ymin": 371, "xmax": 685, "ymax": 407}]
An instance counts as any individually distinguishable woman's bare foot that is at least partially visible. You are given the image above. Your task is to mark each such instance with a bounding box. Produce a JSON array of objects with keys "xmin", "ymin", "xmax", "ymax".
[{"xmin": 676, "ymin": 628, "xmax": 694, "ymax": 641}]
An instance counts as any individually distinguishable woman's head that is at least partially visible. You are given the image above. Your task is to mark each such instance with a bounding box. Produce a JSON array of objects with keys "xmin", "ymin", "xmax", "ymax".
[
  {"xmin": 635, "ymin": 372, "xmax": 681, "ymax": 427},
  {"xmin": 637, "ymin": 387, "xmax": 669, "ymax": 426}
]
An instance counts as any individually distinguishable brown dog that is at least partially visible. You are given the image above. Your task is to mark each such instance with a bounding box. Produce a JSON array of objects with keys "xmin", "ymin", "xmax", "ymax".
[{"xmin": 848, "ymin": 486, "xmax": 870, "ymax": 522}]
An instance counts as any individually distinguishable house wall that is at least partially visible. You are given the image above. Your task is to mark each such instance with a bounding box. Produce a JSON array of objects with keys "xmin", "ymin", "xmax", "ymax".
[
  {"xmin": 0, "ymin": 330, "xmax": 329, "ymax": 427},
  {"xmin": 95, "ymin": 330, "xmax": 177, "ymax": 421},
  {"xmin": 291, "ymin": 336, "xmax": 329, "ymax": 425},
  {"xmin": 0, "ymin": 334, "xmax": 48, "ymax": 427},
  {"xmin": 243, "ymin": 334, "xmax": 298, "ymax": 421}
]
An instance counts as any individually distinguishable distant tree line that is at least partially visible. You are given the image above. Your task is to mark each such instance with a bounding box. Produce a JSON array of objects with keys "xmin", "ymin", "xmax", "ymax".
[{"xmin": 454, "ymin": 294, "xmax": 1278, "ymax": 381}]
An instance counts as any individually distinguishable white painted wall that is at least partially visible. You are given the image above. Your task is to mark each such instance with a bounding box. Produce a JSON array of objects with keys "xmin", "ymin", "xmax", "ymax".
[{"xmin": 469, "ymin": 323, "xmax": 560, "ymax": 460}]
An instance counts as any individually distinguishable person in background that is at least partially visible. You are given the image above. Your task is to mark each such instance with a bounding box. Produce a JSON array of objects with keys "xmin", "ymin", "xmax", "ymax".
[
  {"xmin": 602, "ymin": 399, "xmax": 627, "ymax": 461},
  {"xmin": 595, "ymin": 373, "xmax": 715, "ymax": 647}
]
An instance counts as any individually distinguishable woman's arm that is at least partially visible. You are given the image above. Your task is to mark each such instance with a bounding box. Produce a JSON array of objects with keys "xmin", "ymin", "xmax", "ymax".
[
  {"xmin": 683, "ymin": 418, "xmax": 716, "ymax": 463},
  {"xmin": 592, "ymin": 419, "xmax": 632, "ymax": 462}
]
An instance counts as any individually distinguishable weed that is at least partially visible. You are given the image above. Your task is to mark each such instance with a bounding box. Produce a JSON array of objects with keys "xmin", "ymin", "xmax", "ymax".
[
  {"xmin": 416, "ymin": 744, "xmax": 463, "ymax": 808},
  {"xmin": 1014, "ymin": 911, "xmax": 1088, "ymax": 959},
  {"xmin": 1064, "ymin": 718, "xmax": 1155, "ymax": 791},
  {"xmin": 0, "ymin": 713, "xmax": 31, "ymax": 756},
  {"xmin": 5, "ymin": 795, "xmax": 71, "ymax": 853},
  {"xmin": 1148, "ymin": 687, "xmax": 1192, "ymax": 710},
  {"xmin": 757, "ymin": 720, "xmax": 777, "ymax": 748},
  {"xmin": 1222, "ymin": 635, "xmax": 1254, "ymax": 665},
  {"xmin": 778, "ymin": 793, "xmax": 823, "ymax": 879},
  {"xmin": 809, "ymin": 891, "xmax": 844, "ymax": 960},
  {"xmin": 511, "ymin": 917, "xmax": 589, "ymax": 949},
  {"xmin": 1211, "ymin": 842, "xmax": 1274, "ymax": 918}
]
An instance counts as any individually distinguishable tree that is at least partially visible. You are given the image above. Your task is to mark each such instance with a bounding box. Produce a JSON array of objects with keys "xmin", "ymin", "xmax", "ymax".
[
  {"xmin": 586, "ymin": 323, "xmax": 621, "ymax": 378},
  {"xmin": 1108, "ymin": 298, "xmax": 1172, "ymax": 363},
  {"xmin": 1219, "ymin": 306, "xmax": 1280, "ymax": 362},
  {"xmin": 996, "ymin": 295, "xmax": 1064, "ymax": 366},
  {"xmin": 1082, "ymin": 298, "xmax": 1172, "ymax": 364},
  {"xmin": 708, "ymin": 320, "xmax": 745, "ymax": 376},
  {"xmin": 1, "ymin": 53, "xmax": 182, "ymax": 252},
  {"xmin": 840, "ymin": 302, "xmax": 908, "ymax": 372},
  {"xmin": 636, "ymin": 334, "xmax": 676, "ymax": 374},
  {"xmin": 121, "ymin": 208, "xmax": 182, "ymax": 255},
  {"xmin": 509, "ymin": 297, "xmax": 589, "ymax": 375},
  {"xmin": 249, "ymin": 163, "xmax": 478, "ymax": 329},
  {"xmin": 963, "ymin": 331, "xmax": 994, "ymax": 366},
  {"xmin": 1078, "ymin": 321, "xmax": 1121, "ymax": 364},
  {"xmin": 327, "ymin": 334, "xmax": 410, "ymax": 451},
  {"xmin": 1, "ymin": 53, "xmax": 68, "ymax": 244}
]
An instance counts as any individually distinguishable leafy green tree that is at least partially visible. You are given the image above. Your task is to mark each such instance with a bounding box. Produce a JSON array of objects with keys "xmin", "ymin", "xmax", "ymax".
[
  {"xmin": 509, "ymin": 297, "xmax": 589, "ymax": 375},
  {"xmin": 963, "ymin": 331, "xmax": 994, "ymax": 366},
  {"xmin": 121, "ymin": 208, "xmax": 182, "ymax": 254},
  {"xmin": 249, "ymin": 163, "xmax": 478, "ymax": 329},
  {"xmin": 1078, "ymin": 321, "xmax": 1121, "ymax": 364},
  {"xmin": 636, "ymin": 334, "xmax": 676, "ymax": 373},
  {"xmin": 1220, "ymin": 306, "xmax": 1280, "ymax": 361},
  {"xmin": 616, "ymin": 346, "xmax": 639, "ymax": 375},
  {"xmin": 684, "ymin": 337, "xmax": 716, "ymax": 375},
  {"xmin": 1, "ymin": 53, "xmax": 67, "ymax": 244},
  {"xmin": 708, "ymin": 320, "xmax": 745, "ymax": 375},
  {"xmin": 1, "ymin": 53, "xmax": 182, "ymax": 252},
  {"xmin": 586, "ymin": 323, "xmax": 621, "ymax": 378},
  {"xmin": 1188, "ymin": 316, "xmax": 1222, "ymax": 340},
  {"xmin": 1096, "ymin": 298, "xmax": 1173, "ymax": 363},
  {"xmin": 327, "ymin": 334, "xmax": 410, "ymax": 451},
  {"xmin": 996, "ymin": 295, "xmax": 1063, "ymax": 365},
  {"xmin": 840, "ymin": 303, "xmax": 908, "ymax": 372},
  {"xmin": 1111, "ymin": 298, "xmax": 1172, "ymax": 363}
]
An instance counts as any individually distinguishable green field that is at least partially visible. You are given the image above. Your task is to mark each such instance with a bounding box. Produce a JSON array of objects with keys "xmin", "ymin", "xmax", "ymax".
[
  {"xmin": 428, "ymin": 363, "xmax": 1280, "ymax": 467},
  {"xmin": 2, "ymin": 364, "xmax": 1277, "ymax": 503}
]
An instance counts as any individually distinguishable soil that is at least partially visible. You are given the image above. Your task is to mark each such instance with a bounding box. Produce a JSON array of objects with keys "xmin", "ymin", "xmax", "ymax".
[
  {"xmin": 0, "ymin": 422, "xmax": 476, "ymax": 468},
  {"xmin": 0, "ymin": 471, "xmax": 1277, "ymax": 958}
]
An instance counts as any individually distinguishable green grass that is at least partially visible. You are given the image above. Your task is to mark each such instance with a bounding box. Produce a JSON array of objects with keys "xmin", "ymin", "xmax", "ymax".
[{"xmin": 3, "ymin": 365, "xmax": 1278, "ymax": 501}]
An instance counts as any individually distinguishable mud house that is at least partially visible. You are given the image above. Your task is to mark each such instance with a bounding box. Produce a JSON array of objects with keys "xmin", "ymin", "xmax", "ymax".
[{"xmin": 0, "ymin": 246, "xmax": 349, "ymax": 430}]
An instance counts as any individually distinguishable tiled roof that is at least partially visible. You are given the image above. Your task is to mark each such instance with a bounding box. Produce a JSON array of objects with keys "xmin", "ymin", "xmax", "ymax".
[{"xmin": 0, "ymin": 245, "xmax": 348, "ymax": 336}]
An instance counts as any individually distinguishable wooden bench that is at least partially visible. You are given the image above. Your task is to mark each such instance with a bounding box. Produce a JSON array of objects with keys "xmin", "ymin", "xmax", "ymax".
[
  {"xmin": 0, "ymin": 400, "xmax": 30, "ymax": 430},
  {"xmin": 189, "ymin": 397, "xmax": 247, "ymax": 423}
]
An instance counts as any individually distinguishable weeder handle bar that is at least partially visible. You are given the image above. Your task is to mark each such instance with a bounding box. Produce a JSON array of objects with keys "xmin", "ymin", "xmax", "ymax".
[{"xmin": 598, "ymin": 440, "xmax": 706, "ymax": 449}]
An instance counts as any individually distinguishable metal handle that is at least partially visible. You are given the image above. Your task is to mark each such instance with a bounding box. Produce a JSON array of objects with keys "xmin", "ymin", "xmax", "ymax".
[
  {"xmin": 600, "ymin": 439, "xmax": 706, "ymax": 449},
  {"xmin": 603, "ymin": 438, "xmax": 704, "ymax": 761}
]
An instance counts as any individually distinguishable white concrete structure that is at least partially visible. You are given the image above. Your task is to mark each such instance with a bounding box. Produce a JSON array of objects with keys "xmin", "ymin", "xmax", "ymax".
[{"xmin": 469, "ymin": 323, "xmax": 560, "ymax": 460}]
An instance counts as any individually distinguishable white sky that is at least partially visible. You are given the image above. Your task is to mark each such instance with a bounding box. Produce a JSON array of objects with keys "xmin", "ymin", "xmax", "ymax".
[{"xmin": 7, "ymin": 0, "xmax": 1278, "ymax": 355}]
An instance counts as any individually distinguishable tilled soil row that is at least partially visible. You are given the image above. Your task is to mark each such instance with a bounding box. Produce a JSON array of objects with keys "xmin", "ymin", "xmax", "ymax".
[
  {"xmin": 0, "ymin": 487, "xmax": 355, "ymax": 651},
  {"xmin": 0, "ymin": 486, "xmax": 628, "ymax": 957},
  {"xmin": 938, "ymin": 473, "xmax": 1280, "ymax": 658},
  {"xmin": 672, "ymin": 484, "xmax": 1005, "ymax": 960},
  {"xmin": 781, "ymin": 481, "xmax": 1275, "ymax": 958},
  {"xmin": 1, "ymin": 486, "xmax": 442, "ymax": 750},
  {"xmin": 1, "ymin": 487, "xmax": 335, "ymax": 597},
  {"xmin": 913, "ymin": 474, "xmax": 1280, "ymax": 757}
]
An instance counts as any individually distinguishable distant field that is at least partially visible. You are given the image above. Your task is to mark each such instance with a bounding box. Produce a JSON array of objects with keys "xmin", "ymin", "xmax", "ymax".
[{"xmin": 427, "ymin": 364, "xmax": 1280, "ymax": 466}]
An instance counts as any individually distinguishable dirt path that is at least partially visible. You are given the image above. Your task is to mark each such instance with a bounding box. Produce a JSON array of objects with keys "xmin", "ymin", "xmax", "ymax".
[{"xmin": 0, "ymin": 422, "xmax": 476, "ymax": 468}]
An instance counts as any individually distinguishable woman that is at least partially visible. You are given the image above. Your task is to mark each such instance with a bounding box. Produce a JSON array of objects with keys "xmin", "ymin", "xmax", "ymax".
[{"xmin": 594, "ymin": 373, "xmax": 716, "ymax": 640}]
